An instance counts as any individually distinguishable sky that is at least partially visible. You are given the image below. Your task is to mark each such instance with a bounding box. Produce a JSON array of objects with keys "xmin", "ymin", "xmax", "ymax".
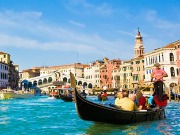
[{"xmin": 0, "ymin": 0, "xmax": 180, "ymax": 71}]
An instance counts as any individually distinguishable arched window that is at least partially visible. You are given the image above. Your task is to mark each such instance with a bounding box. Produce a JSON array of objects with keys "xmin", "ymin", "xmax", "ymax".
[
  {"xmin": 170, "ymin": 67, "xmax": 175, "ymax": 77},
  {"xmin": 169, "ymin": 53, "xmax": 174, "ymax": 62}
]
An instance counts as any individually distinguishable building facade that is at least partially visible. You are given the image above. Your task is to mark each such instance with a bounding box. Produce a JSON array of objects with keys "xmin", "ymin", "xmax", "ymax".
[
  {"xmin": 0, "ymin": 52, "xmax": 10, "ymax": 65},
  {"xmin": 0, "ymin": 62, "xmax": 9, "ymax": 89},
  {"xmin": 84, "ymin": 60, "xmax": 103, "ymax": 88},
  {"xmin": 144, "ymin": 43, "xmax": 178, "ymax": 88},
  {"xmin": 0, "ymin": 52, "xmax": 19, "ymax": 89},
  {"xmin": 174, "ymin": 40, "xmax": 180, "ymax": 85}
]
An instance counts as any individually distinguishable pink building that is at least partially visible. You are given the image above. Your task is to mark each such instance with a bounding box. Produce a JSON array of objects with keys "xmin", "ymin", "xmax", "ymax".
[
  {"xmin": 100, "ymin": 58, "xmax": 121, "ymax": 89},
  {"xmin": 174, "ymin": 40, "xmax": 180, "ymax": 84}
]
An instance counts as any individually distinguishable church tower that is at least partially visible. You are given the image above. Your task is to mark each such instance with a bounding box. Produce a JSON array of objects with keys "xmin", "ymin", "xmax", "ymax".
[{"xmin": 134, "ymin": 29, "xmax": 145, "ymax": 58}]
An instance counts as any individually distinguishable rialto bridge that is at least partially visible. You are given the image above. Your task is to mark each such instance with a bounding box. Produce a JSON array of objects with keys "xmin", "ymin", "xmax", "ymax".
[{"xmin": 20, "ymin": 71, "xmax": 94, "ymax": 92}]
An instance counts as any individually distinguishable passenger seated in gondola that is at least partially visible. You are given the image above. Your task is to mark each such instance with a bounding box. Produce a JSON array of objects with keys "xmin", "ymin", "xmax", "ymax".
[
  {"xmin": 115, "ymin": 90, "xmax": 135, "ymax": 111},
  {"xmin": 115, "ymin": 91, "xmax": 123, "ymax": 107},
  {"xmin": 101, "ymin": 91, "xmax": 108, "ymax": 100},
  {"xmin": 80, "ymin": 90, "xmax": 87, "ymax": 98},
  {"xmin": 68, "ymin": 91, "xmax": 72, "ymax": 98},
  {"xmin": 114, "ymin": 89, "xmax": 118, "ymax": 99},
  {"xmin": 133, "ymin": 86, "xmax": 139, "ymax": 94},
  {"xmin": 147, "ymin": 90, "xmax": 156, "ymax": 108},
  {"xmin": 98, "ymin": 92, "xmax": 103, "ymax": 100},
  {"xmin": 130, "ymin": 94, "xmax": 138, "ymax": 107},
  {"xmin": 136, "ymin": 90, "xmax": 147, "ymax": 110}
]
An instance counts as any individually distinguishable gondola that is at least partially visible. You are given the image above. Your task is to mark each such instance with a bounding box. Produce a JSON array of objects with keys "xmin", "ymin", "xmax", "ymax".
[
  {"xmin": 60, "ymin": 95, "xmax": 73, "ymax": 102},
  {"xmin": 70, "ymin": 72, "xmax": 166, "ymax": 124}
]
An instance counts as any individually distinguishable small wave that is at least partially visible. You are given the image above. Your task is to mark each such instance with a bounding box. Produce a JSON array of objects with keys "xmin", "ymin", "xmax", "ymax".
[
  {"xmin": 0, "ymin": 106, "xmax": 8, "ymax": 111},
  {"xmin": 0, "ymin": 116, "xmax": 10, "ymax": 125}
]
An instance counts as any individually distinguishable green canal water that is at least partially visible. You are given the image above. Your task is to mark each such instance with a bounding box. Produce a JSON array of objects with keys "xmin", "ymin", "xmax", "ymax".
[{"xmin": 0, "ymin": 96, "xmax": 179, "ymax": 135}]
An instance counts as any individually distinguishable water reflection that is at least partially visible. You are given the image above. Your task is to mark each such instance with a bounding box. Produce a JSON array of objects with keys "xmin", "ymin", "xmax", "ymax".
[
  {"xmin": 157, "ymin": 120, "xmax": 173, "ymax": 135},
  {"xmin": 85, "ymin": 122, "xmax": 138, "ymax": 135},
  {"xmin": 158, "ymin": 102, "xmax": 180, "ymax": 134}
]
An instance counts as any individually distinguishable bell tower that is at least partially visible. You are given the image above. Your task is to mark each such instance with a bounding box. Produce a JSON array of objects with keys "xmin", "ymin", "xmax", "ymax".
[{"xmin": 134, "ymin": 28, "xmax": 145, "ymax": 58}]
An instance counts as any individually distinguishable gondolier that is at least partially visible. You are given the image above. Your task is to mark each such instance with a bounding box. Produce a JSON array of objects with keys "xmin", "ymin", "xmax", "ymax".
[{"xmin": 151, "ymin": 63, "xmax": 168, "ymax": 102}]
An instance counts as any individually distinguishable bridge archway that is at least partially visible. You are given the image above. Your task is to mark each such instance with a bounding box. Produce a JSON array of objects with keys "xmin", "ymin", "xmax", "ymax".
[
  {"xmin": 38, "ymin": 79, "xmax": 42, "ymax": 85},
  {"xmin": 21, "ymin": 80, "xmax": 28, "ymax": 89},
  {"xmin": 48, "ymin": 77, "xmax": 52, "ymax": 83},
  {"xmin": 33, "ymin": 80, "xmax": 37, "ymax": 86},
  {"xmin": 88, "ymin": 83, "xmax": 93, "ymax": 89},
  {"xmin": 43, "ymin": 78, "xmax": 47, "ymax": 84},
  {"xmin": 63, "ymin": 77, "xmax": 67, "ymax": 83}
]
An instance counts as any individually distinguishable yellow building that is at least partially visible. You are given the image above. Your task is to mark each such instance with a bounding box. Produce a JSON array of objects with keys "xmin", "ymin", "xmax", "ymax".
[
  {"xmin": 20, "ymin": 67, "xmax": 41, "ymax": 80},
  {"xmin": 0, "ymin": 52, "xmax": 10, "ymax": 64},
  {"xmin": 119, "ymin": 60, "xmax": 133, "ymax": 89}
]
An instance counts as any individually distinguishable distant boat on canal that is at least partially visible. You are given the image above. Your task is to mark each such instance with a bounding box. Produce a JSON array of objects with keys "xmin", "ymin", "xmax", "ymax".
[
  {"xmin": 49, "ymin": 87, "xmax": 73, "ymax": 101},
  {"xmin": 0, "ymin": 88, "xmax": 41, "ymax": 100}
]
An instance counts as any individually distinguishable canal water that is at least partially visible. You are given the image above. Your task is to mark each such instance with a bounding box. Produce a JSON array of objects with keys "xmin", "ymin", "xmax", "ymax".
[{"xmin": 0, "ymin": 96, "xmax": 179, "ymax": 135}]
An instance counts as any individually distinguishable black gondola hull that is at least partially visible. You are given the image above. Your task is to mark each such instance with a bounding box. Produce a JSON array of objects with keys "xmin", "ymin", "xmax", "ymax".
[
  {"xmin": 74, "ymin": 88, "xmax": 165, "ymax": 124},
  {"xmin": 60, "ymin": 95, "xmax": 73, "ymax": 102}
]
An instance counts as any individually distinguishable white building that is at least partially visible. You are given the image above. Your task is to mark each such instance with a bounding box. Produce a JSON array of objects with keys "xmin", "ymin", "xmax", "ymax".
[
  {"xmin": 144, "ymin": 43, "xmax": 178, "ymax": 87},
  {"xmin": 0, "ymin": 62, "xmax": 9, "ymax": 88},
  {"xmin": 84, "ymin": 61, "xmax": 101, "ymax": 88}
]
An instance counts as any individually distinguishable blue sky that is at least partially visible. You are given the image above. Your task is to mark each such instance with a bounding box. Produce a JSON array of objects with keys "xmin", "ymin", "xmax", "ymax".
[{"xmin": 0, "ymin": 0, "xmax": 180, "ymax": 71}]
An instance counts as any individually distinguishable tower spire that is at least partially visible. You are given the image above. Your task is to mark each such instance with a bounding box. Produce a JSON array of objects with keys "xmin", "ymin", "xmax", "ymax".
[{"xmin": 134, "ymin": 28, "xmax": 145, "ymax": 58}]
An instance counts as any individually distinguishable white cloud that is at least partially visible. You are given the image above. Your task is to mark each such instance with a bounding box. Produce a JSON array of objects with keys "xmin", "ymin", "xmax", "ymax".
[
  {"xmin": 66, "ymin": 0, "xmax": 113, "ymax": 16},
  {"xmin": 95, "ymin": 2, "xmax": 113, "ymax": 16},
  {"xmin": 117, "ymin": 30, "xmax": 134, "ymax": 37},
  {"xmin": 0, "ymin": 10, "xmax": 127, "ymax": 57},
  {"xmin": 68, "ymin": 20, "xmax": 85, "ymax": 28},
  {"xmin": 145, "ymin": 10, "xmax": 157, "ymax": 22},
  {"xmin": 156, "ymin": 19, "xmax": 180, "ymax": 29},
  {"xmin": 145, "ymin": 10, "xmax": 180, "ymax": 29},
  {"xmin": 0, "ymin": 10, "xmax": 42, "ymax": 20},
  {"xmin": 0, "ymin": 34, "xmax": 39, "ymax": 48}
]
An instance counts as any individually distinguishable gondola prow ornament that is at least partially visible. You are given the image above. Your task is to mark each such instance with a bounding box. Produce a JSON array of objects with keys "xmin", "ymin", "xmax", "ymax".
[{"xmin": 70, "ymin": 72, "xmax": 76, "ymax": 102}]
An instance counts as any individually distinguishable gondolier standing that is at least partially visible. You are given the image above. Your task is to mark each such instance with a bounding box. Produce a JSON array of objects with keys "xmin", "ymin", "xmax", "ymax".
[{"xmin": 151, "ymin": 63, "xmax": 168, "ymax": 102}]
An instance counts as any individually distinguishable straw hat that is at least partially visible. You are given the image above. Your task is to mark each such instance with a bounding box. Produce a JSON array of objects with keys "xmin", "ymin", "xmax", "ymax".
[{"xmin": 154, "ymin": 63, "xmax": 161, "ymax": 67}]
